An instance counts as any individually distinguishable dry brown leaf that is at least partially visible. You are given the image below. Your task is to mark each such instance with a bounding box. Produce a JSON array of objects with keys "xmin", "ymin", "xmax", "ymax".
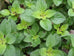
[
  {"xmin": 5, "ymin": 0, "xmax": 9, "ymax": 4},
  {"xmin": 70, "ymin": 30, "xmax": 74, "ymax": 34}
]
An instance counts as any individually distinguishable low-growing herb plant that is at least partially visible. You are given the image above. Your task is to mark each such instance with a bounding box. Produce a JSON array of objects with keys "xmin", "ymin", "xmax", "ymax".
[{"xmin": 0, "ymin": 0, "xmax": 74, "ymax": 56}]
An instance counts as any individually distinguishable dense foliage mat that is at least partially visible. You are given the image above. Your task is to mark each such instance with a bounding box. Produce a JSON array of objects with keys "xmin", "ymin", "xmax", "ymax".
[{"xmin": 0, "ymin": 0, "xmax": 74, "ymax": 56}]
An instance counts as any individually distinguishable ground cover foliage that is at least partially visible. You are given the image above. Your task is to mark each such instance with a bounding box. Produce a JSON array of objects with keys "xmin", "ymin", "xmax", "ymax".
[{"xmin": 0, "ymin": 0, "xmax": 74, "ymax": 56}]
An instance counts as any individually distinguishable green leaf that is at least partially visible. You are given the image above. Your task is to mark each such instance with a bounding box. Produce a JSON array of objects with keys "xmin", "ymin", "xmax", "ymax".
[
  {"xmin": 15, "ymin": 33, "xmax": 24, "ymax": 44},
  {"xmin": 0, "ymin": 9, "xmax": 10, "ymax": 16},
  {"xmin": 17, "ymin": 0, "xmax": 25, "ymax": 4},
  {"xmin": 60, "ymin": 24, "xmax": 68, "ymax": 31},
  {"xmin": 0, "ymin": 31, "xmax": 4, "ymax": 39},
  {"xmin": 40, "ymin": 48, "xmax": 47, "ymax": 56},
  {"xmin": 17, "ymin": 24, "xmax": 24, "ymax": 30},
  {"xmin": 45, "ymin": 10, "xmax": 56, "ymax": 18},
  {"xmin": 4, "ymin": 45, "xmax": 16, "ymax": 56},
  {"xmin": 32, "ymin": 35, "xmax": 41, "ymax": 47},
  {"xmin": 0, "ymin": 32, "xmax": 6, "ymax": 45},
  {"xmin": 9, "ymin": 0, "xmax": 14, "ymax": 3},
  {"xmin": 38, "ymin": 31, "xmax": 47, "ymax": 38},
  {"xmin": 53, "ymin": 50, "xmax": 67, "ymax": 56},
  {"xmin": 57, "ymin": 28, "xmax": 62, "ymax": 34},
  {"xmin": 24, "ymin": 34, "xmax": 41, "ymax": 47},
  {"xmin": 36, "ymin": 0, "xmax": 47, "ymax": 11},
  {"xmin": 17, "ymin": 20, "xmax": 31, "ymax": 30},
  {"xmin": 8, "ymin": 16, "xmax": 17, "ymax": 21},
  {"xmin": 12, "ymin": 0, "xmax": 20, "ymax": 9},
  {"xmin": 68, "ymin": 48, "xmax": 74, "ymax": 56},
  {"xmin": 11, "ymin": 0, "xmax": 24, "ymax": 14},
  {"xmin": 0, "ymin": 19, "xmax": 11, "ymax": 35},
  {"xmin": 24, "ymin": 35, "xmax": 32, "ymax": 42},
  {"xmin": 15, "ymin": 47, "xmax": 22, "ymax": 56},
  {"xmin": 5, "ymin": 34, "xmax": 16, "ymax": 44},
  {"xmin": 0, "ymin": 44, "xmax": 6, "ymax": 55},
  {"xmin": 54, "ymin": 24, "xmax": 60, "ymax": 29},
  {"xmin": 8, "ymin": 19, "xmax": 17, "ymax": 33},
  {"xmin": 39, "ymin": 48, "xmax": 67, "ymax": 56},
  {"xmin": 68, "ymin": 9, "xmax": 74, "ymax": 16},
  {"xmin": 25, "ymin": 0, "xmax": 34, "ymax": 8},
  {"xmin": 67, "ymin": 0, "xmax": 72, "ymax": 8},
  {"xmin": 71, "ymin": 35, "xmax": 74, "ymax": 47},
  {"xmin": 61, "ymin": 31, "xmax": 69, "ymax": 36},
  {"xmin": 16, "ymin": 8, "xmax": 24, "ymax": 14},
  {"xmin": 46, "ymin": 34, "xmax": 61, "ymax": 47},
  {"xmin": 29, "ymin": 23, "xmax": 39, "ymax": 35},
  {"xmin": 53, "ymin": 0, "xmax": 63, "ymax": 6},
  {"xmin": 40, "ymin": 19, "xmax": 52, "ymax": 31},
  {"xmin": 23, "ymin": 55, "xmax": 26, "ymax": 56},
  {"xmin": 24, "ymin": 30, "xmax": 30, "ymax": 37},
  {"xmin": 10, "ymin": 7, "xmax": 16, "ymax": 15},
  {"xmin": 32, "ymin": 23, "xmax": 39, "ymax": 33},
  {"xmin": 72, "ymin": 2, "xmax": 74, "ymax": 8},
  {"xmin": 20, "ymin": 9, "xmax": 35, "ymax": 23},
  {"xmin": 51, "ymin": 12, "xmax": 66, "ymax": 24},
  {"xmin": 30, "ymin": 49, "xmax": 40, "ymax": 56},
  {"xmin": 33, "ymin": 10, "xmax": 56, "ymax": 20},
  {"xmin": 67, "ymin": 0, "xmax": 74, "ymax": 8},
  {"xmin": 46, "ymin": 0, "xmax": 53, "ymax": 8},
  {"xmin": 32, "ymin": 11, "xmax": 42, "ymax": 19}
]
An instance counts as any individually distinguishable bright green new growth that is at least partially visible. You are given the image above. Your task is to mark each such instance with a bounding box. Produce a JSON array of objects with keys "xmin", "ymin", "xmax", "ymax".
[
  {"xmin": 0, "ymin": 32, "xmax": 6, "ymax": 55},
  {"xmin": 33, "ymin": 10, "xmax": 56, "ymax": 20},
  {"xmin": 54, "ymin": 24, "xmax": 69, "ymax": 36},
  {"xmin": 24, "ymin": 23, "xmax": 41, "ymax": 47},
  {"xmin": 33, "ymin": 0, "xmax": 56, "ymax": 20},
  {"xmin": 17, "ymin": 20, "xmax": 31, "ymax": 30},
  {"xmin": 40, "ymin": 48, "xmax": 66, "ymax": 56},
  {"xmin": 0, "ymin": 9, "xmax": 10, "ymax": 16}
]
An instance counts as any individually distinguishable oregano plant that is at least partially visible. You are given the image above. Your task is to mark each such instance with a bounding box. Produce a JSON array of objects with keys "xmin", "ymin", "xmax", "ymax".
[{"xmin": 0, "ymin": 0, "xmax": 74, "ymax": 56}]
